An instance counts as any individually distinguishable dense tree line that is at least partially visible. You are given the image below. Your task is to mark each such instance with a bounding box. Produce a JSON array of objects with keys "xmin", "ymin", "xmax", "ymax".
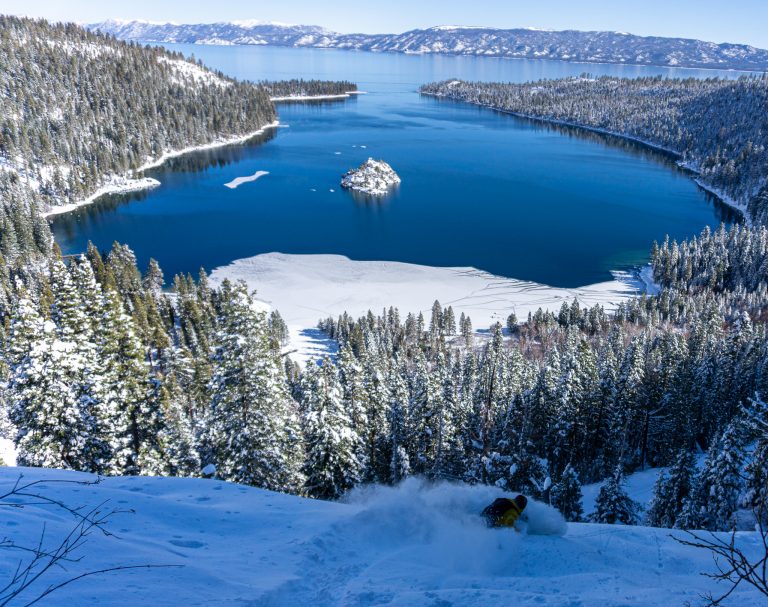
[
  {"xmin": 2, "ymin": 231, "xmax": 765, "ymax": 531},
  {"xmin": 421, "ymin": 76, "xmax": 768, "ymax": 224},
  {"xmin": 260, "ymin": 79, "xmax": 358, "ymax": 98}
]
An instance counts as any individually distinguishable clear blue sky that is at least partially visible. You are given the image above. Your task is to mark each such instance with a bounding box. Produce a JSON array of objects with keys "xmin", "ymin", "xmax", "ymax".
[{"xmin": 4, "ymin": 0, "xmax": 767, "ymax": 48}]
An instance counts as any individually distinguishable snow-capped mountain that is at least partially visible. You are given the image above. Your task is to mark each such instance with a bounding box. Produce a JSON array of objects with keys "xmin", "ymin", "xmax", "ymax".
[
  {"xmin": 90, "ymin": 18, "xmax": 338, "ymax": 47},
  {"xmin": 88, "ymin": 20, "xmax": 768, "ymax": 70}
]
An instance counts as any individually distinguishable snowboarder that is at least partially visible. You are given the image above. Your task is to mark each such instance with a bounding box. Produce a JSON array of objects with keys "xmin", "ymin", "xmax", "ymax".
[{"xmin": 482, "ymin": 495, "xmax": 528, "ymax": 529}]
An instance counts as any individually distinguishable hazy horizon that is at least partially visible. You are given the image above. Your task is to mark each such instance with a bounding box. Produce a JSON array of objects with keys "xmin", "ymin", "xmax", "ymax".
[{"xmin": 2, "ymin": 0, "xmax": 767, "ymax": 49}]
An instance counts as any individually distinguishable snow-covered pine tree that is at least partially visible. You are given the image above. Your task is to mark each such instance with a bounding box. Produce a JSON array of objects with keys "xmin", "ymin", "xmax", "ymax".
[
  {"xmin": 550, "ymin": 463, "xmax": 584, "ymax": 521},
  {"xmin": 408, "ymin": 353, "xmax": 442, "ymax": 476},
  {"xmin": 742, "ymin": 397, "xmax": 768, "ymax": 518},
  {"xmin": 337, "ymin": 345, "xmax": 371, "ymax": 477},
  {"xmin": 590, "ymin": 465, "xmax": 639, "ymax": 525},
  {"xmin": 96, "ymin": 288, "xmax": 166, "ymax": 476},
  {"xmin": 387, "ymin": 367, "xmax": 411, "ymax": 484},
  {"xmin": 301, "ymin": 357, "xmax": 363, "ymax": 499},
  {"xmin": 443, "ymin": 306, "xmax": 456, "ymax": 336},
  {"xmin": 9, "ymin": 297, "xmax": 92, "ymax": 469},
  {"xmin": 681, "ymin": 421, "xmax": 746, "ymax": 530},
  {"xmin": 143, "ymin": 258, "xmax": 165, "ymax": 294},
  {"xmin": 646, "ymin": 448, "xmax": 695, "ymax": 528},
  {"xmin": 207, "ymin": 281, "xmax": 303, "ymax": 492}
]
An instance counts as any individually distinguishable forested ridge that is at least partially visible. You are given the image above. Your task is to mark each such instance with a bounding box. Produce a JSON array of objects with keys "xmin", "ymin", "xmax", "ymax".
[
  {"xmin": 421, "ymin": 76, "xmax": 768, "ymax": 225},
  {"xmin": 0, "ymin": 16, "xmax": 277, "ymax": 211},
  {"xmin": 0, "ymin": 16, "xmax": 766, "ymax": 535}
]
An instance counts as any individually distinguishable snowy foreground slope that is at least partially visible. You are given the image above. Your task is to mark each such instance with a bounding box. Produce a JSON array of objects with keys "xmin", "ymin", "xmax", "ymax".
[{"xmin": 2, "ymin": 468, "xmax": 764, "ymax": 606}]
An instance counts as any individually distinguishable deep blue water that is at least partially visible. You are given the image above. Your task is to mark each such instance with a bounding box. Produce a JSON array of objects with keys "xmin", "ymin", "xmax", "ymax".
[{"xmin": 51, "ymin": 46, "xmax": 742, "ymax": 287}]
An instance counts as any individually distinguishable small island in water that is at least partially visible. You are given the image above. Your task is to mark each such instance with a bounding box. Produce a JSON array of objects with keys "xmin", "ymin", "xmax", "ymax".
[{"xmin": 341, "ymin": 158, "xmax": 401, "ymax": 196}]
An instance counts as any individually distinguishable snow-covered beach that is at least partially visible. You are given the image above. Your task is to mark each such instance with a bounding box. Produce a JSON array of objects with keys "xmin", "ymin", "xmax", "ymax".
[{"xmin": 209, "ymin": 252, "xmax": 648, "ymax": 363}]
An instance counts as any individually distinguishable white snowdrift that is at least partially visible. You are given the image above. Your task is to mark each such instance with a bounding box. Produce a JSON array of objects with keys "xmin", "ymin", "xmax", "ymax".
[
  {"xmin": 0, "ymin": 468, "xmax": 764, "ymax": 606},
  {"xmin": 208, "ymin": 253, "xmax": 645, "ymax": 363}
]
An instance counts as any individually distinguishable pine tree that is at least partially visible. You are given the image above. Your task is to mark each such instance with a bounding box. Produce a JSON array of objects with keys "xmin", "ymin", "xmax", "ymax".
[
  {"xmin": 550, "ymin": 463, "xmax": 584, "ymax": 522},
  {"xmin": 387, "ymin": 369, "xmax": 411, "ymax": 483},
  {"xmin": 301, "ymin": 358, "xmax": 363, "ymax": 499},
  {"xmin": 9, "ymin": 298, "xmax": 92, "ymax": 470},
  {"xmin": 143, "ymin": 258, "xmax": 165, "ymax": 294},
  {"xmin": 95, "ymin": 289, "xmax": 166, "ymax": 475},
  {"xmin": 742, "ymin": 397, "xmax": 768, "ymax": 518},
  {"xmin": 646, "ymin": 448, "xmax": 695, "ymax": 528},
  {"xmin": 684, "ymin": 422, "xmax": 746, "ymax": 531},
  {"xmin": 590, "ymin": 466, "xmax": 639, "ymax": 525},
  {"xmin": 206, "ymin": 281, "xmax": 303, "ymax": 492}
]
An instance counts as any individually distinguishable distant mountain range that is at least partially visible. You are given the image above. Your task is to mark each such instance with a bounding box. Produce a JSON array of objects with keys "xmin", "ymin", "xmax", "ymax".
[{"xmin": 88, "ymin": 20, "xmax": 768, "ymax": 71}]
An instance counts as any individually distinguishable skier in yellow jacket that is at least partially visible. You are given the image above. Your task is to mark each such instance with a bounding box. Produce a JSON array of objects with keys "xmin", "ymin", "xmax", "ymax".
[{"xmin": 481, "ymin": 495, "xmax": 528, "ymax": 529}]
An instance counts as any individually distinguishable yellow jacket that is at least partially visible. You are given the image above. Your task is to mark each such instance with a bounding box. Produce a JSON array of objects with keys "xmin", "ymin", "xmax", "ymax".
[{"xmin": 497, "ymin": 499, "xmax": 524, "ymax": 527}]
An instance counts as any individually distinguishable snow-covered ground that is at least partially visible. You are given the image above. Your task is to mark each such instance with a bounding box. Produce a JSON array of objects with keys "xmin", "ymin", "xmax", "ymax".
[
  {"xmin": 157, "ymin": 56, "xmax": 232, "ymax": 88},
  {"xmin": 208, "ymin": 253, "xmax": 646, "ymax": 364},
  {"xmin": 0, "ymin": 467, "xmax": 763, "ymax": 606},
  {"xmin": 223, "ymin": 170, "xmax": 270, "ymax": 189}
]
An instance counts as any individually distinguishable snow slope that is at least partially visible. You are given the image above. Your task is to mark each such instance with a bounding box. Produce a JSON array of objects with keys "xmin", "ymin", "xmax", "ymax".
[
  {"xmin": 0, "ymin": 467, "xmax": 764, "ymax": 606},
  {"xmin": 208, "ymin": 253, "xmax": 645, "ymax": 363}
]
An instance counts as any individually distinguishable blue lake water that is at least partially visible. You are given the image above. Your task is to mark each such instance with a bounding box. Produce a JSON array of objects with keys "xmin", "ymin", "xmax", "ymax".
[{"xmin": 51, "ymin": 46, "xmax": 742, "ymax": 287}]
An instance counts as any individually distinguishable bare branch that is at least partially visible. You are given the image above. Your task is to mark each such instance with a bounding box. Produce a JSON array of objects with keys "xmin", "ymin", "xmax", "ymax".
[
  {"xmin": 673, "ymin": 506, "xmax": 768, "ymax": 605},
  {"xmin": 0, "ymin": 474, "xmax": 181, "ymax": 606}
]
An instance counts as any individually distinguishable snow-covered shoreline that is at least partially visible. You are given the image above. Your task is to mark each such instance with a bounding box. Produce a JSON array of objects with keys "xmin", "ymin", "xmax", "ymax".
[
  {"xmin": 136, "ymin": 120, "xmax": 280, "ymax": 171},
  {"xmin": 42, "ymin": 177, "xmax": 161, "ymax": 218},
  {"xmin": 422, "ymin": 92, "xmax": 750, "ymax": 221},
  {"xmin": 270, "ymin": 91, "xmax": 365, "ymax": 102},
  {"xmin": 43, "ymin": 121, "xmax": 280, "ymax": 218},
  {"xmin": 209, "ymin": 252, "xmax": 647, "ymax": 363}
]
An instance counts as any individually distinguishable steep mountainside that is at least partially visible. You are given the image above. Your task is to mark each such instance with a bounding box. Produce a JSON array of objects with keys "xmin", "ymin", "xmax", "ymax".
[{"xmin": 89, "ymin": 20, "xmax": 768, "ymax": 70}]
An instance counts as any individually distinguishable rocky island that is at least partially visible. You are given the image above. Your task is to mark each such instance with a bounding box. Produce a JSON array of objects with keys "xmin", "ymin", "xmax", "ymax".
[{"xmin": 341, "ymin": 158, "xmax": 401, "ymax": 196}]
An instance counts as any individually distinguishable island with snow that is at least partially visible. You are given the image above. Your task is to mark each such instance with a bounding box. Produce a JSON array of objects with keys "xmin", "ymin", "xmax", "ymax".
[{"xmin": 340, "ymin": 158, "xmax": 401, "ymax": 196}]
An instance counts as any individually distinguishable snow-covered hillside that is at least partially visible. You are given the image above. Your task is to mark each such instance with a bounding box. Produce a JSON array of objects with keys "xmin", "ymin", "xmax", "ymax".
[
  {"xmin": 88, "ymin": 20, "xmax": 768, "ymax": 70},
  {"xmin": 1, "ymin": 467, "xmax": 764, "ymax": 606}
]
